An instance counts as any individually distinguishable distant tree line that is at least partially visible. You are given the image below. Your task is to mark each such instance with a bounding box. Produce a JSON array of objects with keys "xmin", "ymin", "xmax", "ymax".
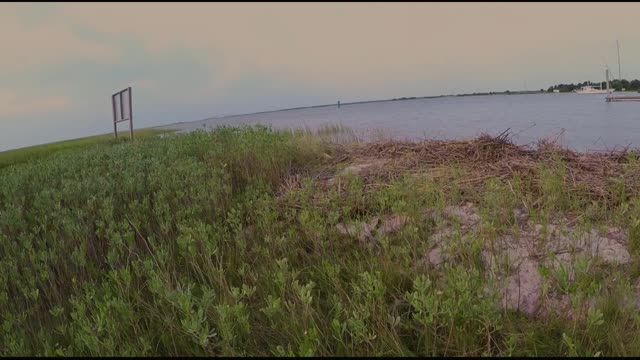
[
  {"xmin": 391, "ymin": 97, "xmax": 418, "ymax": 101},
  {"xmin": 547, "ymin": 79, "xmax": 640, "ymax": 92}
]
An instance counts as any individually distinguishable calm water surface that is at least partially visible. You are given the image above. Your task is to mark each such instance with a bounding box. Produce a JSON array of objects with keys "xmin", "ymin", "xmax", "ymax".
[{"xmin": 159, "ymin": 93, "xmax": 640, "ymax": 152}]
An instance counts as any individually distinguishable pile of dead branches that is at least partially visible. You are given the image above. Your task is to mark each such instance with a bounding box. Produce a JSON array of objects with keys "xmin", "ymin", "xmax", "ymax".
[{"xmin": 323, "ymin": 132, "xmax": 640, "ymax": 206}]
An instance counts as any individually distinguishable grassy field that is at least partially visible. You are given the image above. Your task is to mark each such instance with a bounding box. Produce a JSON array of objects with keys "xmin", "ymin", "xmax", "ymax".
[
  {"xmin": 2, "ymin": 125, "xmax": 640, "ymax": 356},
  {"xmin": 0, "ymin": 128, "xmax": 172, "ymax": 170}
]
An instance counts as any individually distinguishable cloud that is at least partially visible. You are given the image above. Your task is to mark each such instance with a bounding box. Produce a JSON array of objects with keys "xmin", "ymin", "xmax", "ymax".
[
  {"xmin": 0, "ymin": 3, "xmax": 121, "ymax": 73},
  {"xmin": 1, "ymin": 36, "xmax": 217, "ymax": 108},
  {"xmin": 57, "ymin": 3, "xmax": 640, "ymax": 91},
  {"xmin": 0, "ymin": 88, "xmax": 70, "ymax": 118}
]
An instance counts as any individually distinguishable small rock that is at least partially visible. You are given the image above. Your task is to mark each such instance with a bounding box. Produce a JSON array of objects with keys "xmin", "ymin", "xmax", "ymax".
[
  {"xmin": 501, "ymin": 258, "xmax": 542, "ymax": 317},
  {"xmin": 583, "ymin": 230, "xmax": 631, "ymax": 265},
  {"xmin": 425, "ymin": 246, "xmax": 443, "ymax": 267}
]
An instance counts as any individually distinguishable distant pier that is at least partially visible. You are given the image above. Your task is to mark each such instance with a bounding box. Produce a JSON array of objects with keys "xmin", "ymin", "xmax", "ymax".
[{"xmin": 606, "ymin": 95, "xmax": 640, "ymax": 102}]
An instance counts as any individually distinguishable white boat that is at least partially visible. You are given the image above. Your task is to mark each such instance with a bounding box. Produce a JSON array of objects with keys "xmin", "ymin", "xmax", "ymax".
[
  {"xmin": 574, "ymin": 85, "xmax": 614, "ymax": 94},
  {"xmin": 576, "ymin": 40, "xmax": 621, "ymax": 96}
]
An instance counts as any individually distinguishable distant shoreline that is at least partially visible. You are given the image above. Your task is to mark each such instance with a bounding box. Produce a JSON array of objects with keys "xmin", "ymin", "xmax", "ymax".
[{"xmin": 161, "ymin": 90, "xmax": 551, "ymax": 127}]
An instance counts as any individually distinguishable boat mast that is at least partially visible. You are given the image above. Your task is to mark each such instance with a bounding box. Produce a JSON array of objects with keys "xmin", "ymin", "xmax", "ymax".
[{"xmin": 617, "ymin": 40, "xmax": 622, "ymax": 82}]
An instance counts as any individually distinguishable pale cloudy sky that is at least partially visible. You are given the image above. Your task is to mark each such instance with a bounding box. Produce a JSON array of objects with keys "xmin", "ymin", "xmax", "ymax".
[{"xmin": 1, "ymin": 2, "xmax": 639, "ymax": 151}]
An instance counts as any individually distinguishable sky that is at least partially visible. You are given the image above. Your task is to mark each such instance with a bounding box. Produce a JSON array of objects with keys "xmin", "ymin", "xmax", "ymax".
[{"xmin": 2, "ymin": 2, "xmax": 640, "ymax": 151}]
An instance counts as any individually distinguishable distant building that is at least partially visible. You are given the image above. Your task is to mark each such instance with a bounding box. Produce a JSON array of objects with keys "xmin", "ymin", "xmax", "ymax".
[{"xmin": 553, "ymin": 89, "xmax": 560, "ymax": 93}]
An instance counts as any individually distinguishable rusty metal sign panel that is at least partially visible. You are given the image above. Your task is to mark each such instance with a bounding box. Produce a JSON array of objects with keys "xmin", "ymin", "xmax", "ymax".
[{"xmin": 112, "ymin": 87, "xmax": 134, "ymax": 139}]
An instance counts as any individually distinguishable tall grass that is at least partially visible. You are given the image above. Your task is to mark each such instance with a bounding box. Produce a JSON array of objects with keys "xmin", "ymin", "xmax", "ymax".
[
  {"xmin": 1, "ymin": 125, "xmax": 639, "ymax": 356},
  {"xmin": 0, "ymin": 128, "xmax": 172, "ymax": 170}
]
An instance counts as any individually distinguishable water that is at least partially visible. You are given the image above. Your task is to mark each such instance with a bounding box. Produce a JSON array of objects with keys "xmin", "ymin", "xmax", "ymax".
[{"xmin": 158, "ymin": 93, "xmax": 640, "ymax": 152}]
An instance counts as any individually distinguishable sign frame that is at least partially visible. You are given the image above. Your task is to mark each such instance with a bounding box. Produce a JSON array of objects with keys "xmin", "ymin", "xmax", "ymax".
[{"xmin": 112, "ymin": 87, "xmax": 134, "ymax": 139}]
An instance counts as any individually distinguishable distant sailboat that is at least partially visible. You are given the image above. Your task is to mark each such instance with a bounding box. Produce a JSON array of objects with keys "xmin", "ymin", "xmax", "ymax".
[
  {"xmin": 574, "ymin": 80, "xmax": 613, "ymax": 94},
  {"xmin": 575, "ymin": 40, "xmax": 623, "ymax": 95},
  {"xmin": 575, "ymin": 66, "xmax": 615, "ymax": 94},
  {"xmin": 574, "ymin": 86, "xmax": 611, "ymax": 94}
]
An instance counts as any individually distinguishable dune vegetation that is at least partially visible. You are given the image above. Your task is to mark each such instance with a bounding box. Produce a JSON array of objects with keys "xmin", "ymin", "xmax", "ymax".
[{"xmin": 2, "ymin": 125, "xmax": 640, "ymax": 356}]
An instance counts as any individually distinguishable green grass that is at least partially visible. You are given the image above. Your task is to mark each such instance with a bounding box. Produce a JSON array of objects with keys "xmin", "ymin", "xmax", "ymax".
[
  {"xmin": 0, "ymin": 128, "xmax": 172, "ymax": 170},
  {"xmin": 1, "ymin": 125, "xmax": 640, "ymax": 356}
]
